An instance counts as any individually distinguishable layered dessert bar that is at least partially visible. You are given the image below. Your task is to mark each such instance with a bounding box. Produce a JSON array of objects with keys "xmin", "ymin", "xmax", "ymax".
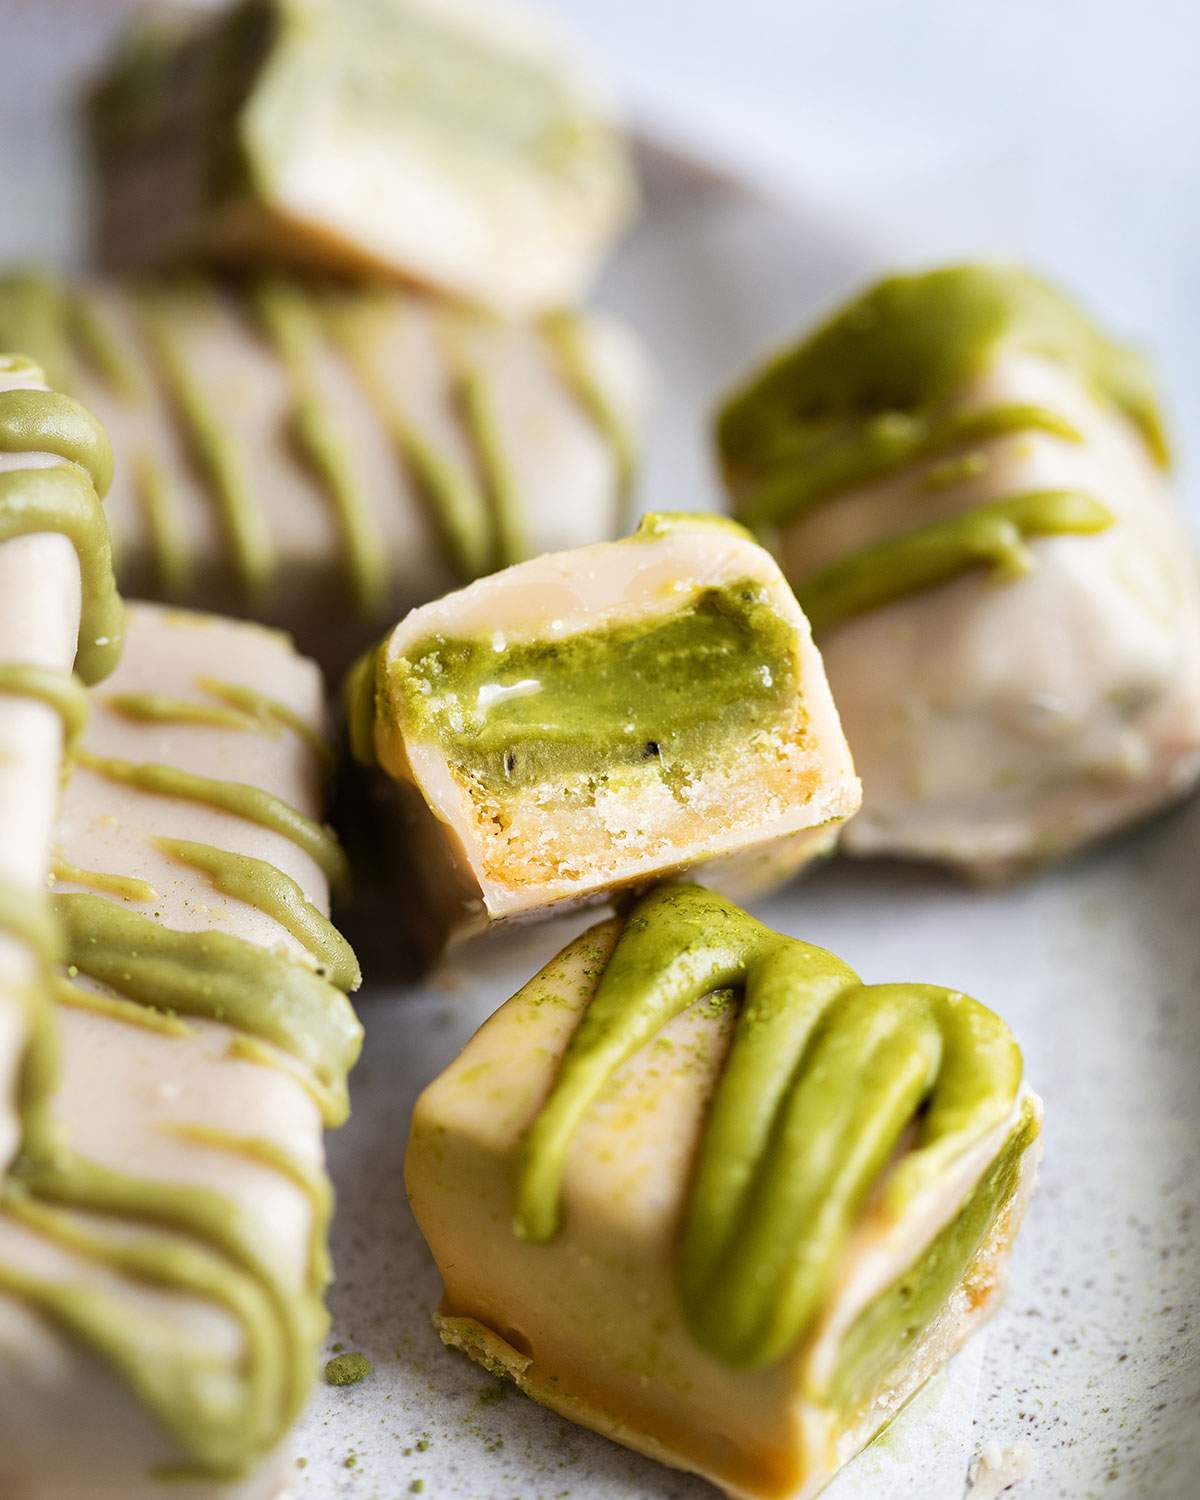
[
  {"xmin": 344, "ymin": 513, "xmax": 860, "ymax": 953},
  {"xmin": 0, "ymin": 271, "xmax": 650, "ymax": 677},
  {"xmin": 88, "ymin": 0, "xmax": 638, "ymax": 315},
  {"xmin": 716, "ymin": 265, "xmax": 1200, "ymax": 876},
  {"xmin": 0, "ymin": 603, "xmax": 362, "ymax": 1499},
  {"xmin": 0, "ymin": 352, "xmax": 120, "ymax": 1172},
  {"xmin": 408, "ymin": 883, "xmax": 1042, "ymax": 1499}
]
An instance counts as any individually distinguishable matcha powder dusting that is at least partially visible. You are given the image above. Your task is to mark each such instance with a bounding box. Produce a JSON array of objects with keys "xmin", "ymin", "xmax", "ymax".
[{"xmin": 323, "ymin": 1350, "xmax": 372, "ymax": 1386}]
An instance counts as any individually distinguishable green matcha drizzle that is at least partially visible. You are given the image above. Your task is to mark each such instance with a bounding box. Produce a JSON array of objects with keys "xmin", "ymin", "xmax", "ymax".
[
  {"xmin": 458, "ymin": 367, "xmax": 527, "ymax": 569},
  {"xmin": 0, "ymin": 1183, "xmax": 288, "ymax": 1473},
  {"xmin": 0, "ymin": 665, "xmax": 88, "ymax": 769},
  {"xmin": 0, "ymin": 386, "xmax": 114, "ymax": 495},
  {"xmin": 77, "ymin": 751, "xmax": 350, "ymax": 895},
  {"xmin": 225, "ymin": 1033, "xmax": 344, "ymax": 1128},
  {"xmin": 131, "ymin": 446, "xmax": 191, "ymax": 596},
  {"xmin": 0, "ymin": 608, "xmax": 361, "ymax": 1476},
  {"xmin": 107, "ymin": 690, "xmax": 262, "ymax": 732},
  {"xmin": 51, "ymin": 857, "xmax": 158, "ymax": 905},
  {"xmin": 139, "ymin": 287, "xmax": 273, "ymax": 599},
  {"xmin": 325, "ymin": 296, "xmax": 492, "ymax": 582},
  {"xmin": 0, "ymin": 278, "xmax": 190, "ymax": 596},
  {"xmin": 67, "ymin": 290, "xmax": 144, "ymax": 403},
  {"xmin": 195, "ymin": 675, "xmax": 333, "ymax": 768},
  {"xmin": 168, "ymin": 1123, "xmax": 334, "ymax": 1292},
  {"xmin": 717, "ymin": 264, "xmax": 1165, "ymax": 629},
  {"xmin": 515, "ymin": 884, "xmax": 1024, "ymax": 1371},
  {"xmin": 156, "ymin": 838, "xmax": 360, "ymax": 992},
  {"xmin": 0, "ymin": 377, "xmax": 123, "ymax": 682},
  {"xmin": 738, "ymin": 401, "xmax": 1084, "ymax": 527},
  {"xmin": 395, "ymin": 416, "xmax": 492, "ymax": 579},
  {"xmin": 53, "ymin": 891, "xmax": 360, "ymax": 1116},
  {"xmin": 0, "ymin": 277, "xmax": 78, "ymax": 393},
  {"xmin": 105, "ymin": 681, "xmax": 333, "ymax": 773},
  {"xmin": 796, "ymin": 490, "xmax": 1114, "ymax": 634},
  {"xmin": 54, "ymin": 975, "xmax": 191, "ymax": 1036},
  {"xmin": 718, "ymin": 264, "xmax": 1168, "ymax": 486},
  {"xmin": 250, "ymin": 281, "xmax": 387, "ymax": 616},
  {"xmin": 542, "ymin": 309, "xmax": 636, "ymax": 530}
]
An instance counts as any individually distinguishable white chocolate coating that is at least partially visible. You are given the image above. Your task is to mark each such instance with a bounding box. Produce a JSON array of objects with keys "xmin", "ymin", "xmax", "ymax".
[{"xmin": 0, "ymin": 604, "xmax": 342, "ymax": 1500}]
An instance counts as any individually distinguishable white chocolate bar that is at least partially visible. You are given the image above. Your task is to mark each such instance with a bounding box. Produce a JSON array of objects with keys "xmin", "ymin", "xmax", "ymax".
[{"xmin": 0, "ymin": 603, "xmax": 361, "ymax": 1499}]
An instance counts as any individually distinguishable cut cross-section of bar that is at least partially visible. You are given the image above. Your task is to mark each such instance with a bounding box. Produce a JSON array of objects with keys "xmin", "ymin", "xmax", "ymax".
[
  {"xmin": 0, "ymin": 271, "xmax": 651, "ymax": 678},
  {"xmin": 716, "ymin": 264, "xmax": 1200, "ymax": 877},
  {"xmin": 345, "ymin": 513, "xmax": 860, "ymax": 952},
  {"xmin": 87, "ymin": 0, "xmax": 638, "ymax": 315},
  {"xmin": 407, "ymin": 884, "xmax": 1042, "ymax": 1500},
  {"xmin": 0, "ymin": 603, "xmax": 362, "ymax": 1500}
]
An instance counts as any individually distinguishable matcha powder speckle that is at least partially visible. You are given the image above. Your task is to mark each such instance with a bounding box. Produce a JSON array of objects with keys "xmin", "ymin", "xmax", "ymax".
[{"xmin": 323, "ymin": 1350, "xmax": 372, "ymax": 1386}]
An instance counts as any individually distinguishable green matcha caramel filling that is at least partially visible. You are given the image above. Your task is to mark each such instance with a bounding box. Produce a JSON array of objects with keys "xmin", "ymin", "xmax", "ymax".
[{"xmin": 394, "ymin": 577, "xmax": 800, "ymax": 796}]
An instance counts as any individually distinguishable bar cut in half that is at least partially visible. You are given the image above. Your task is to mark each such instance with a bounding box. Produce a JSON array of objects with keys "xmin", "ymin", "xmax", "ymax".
[
  {"xmin": 87, "ymin": 0, "xmax": 637, "ymax": 315},
  {"xmin": 716, "ymin": 264, "xmax": 1200, "ymax": 877},
  {"xmin": 407, "ymin": 884, "xmax": 1042, "ymax": 1500},
  {"xmin": 0, "ymin": 603, "xmax": 362, "ymax": 1500},
  {"xmin": 346, "ymin": 513, "xmax": 860, "ymax": 951}
]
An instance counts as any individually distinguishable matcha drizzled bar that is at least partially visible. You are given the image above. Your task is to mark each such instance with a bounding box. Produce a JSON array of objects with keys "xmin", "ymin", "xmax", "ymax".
[
  {"xmin": 0, "ymin": 271, "xmax": 650, "ymax": 678},
  {"xmin": 408, "ymin": 884, "xmax": 1042, "ymax": 1500},
  {"xmin": 0, "ymin": 603, "xmax": 362, "ymax": 1500},
  {"xmin": 345, "ymin": 513, "xmax": 861, "ymax": 953},
  {"xmin": 0, "ymin": 351, "xmax": 122, "ymax": 1177},
  {"xmin": 88, "ymin": 0, "xmax": 638, "ymax": 315},
  {"xmin": 717, "ymin": 264, "xmax": 1200, "ymax": 876}
]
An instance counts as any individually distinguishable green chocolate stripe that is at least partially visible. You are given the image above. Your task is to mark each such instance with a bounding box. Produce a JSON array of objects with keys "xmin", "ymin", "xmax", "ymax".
[
  {"xmin": 0, "ymin": 464, "xmax": 124, "ymax": 684},
  {"xmin": 52, "ymin": 892, "xmax": 361, "ymax": 1106},
  {"xmin": 0, "ymin": 1183, "xmax": 286, "ymax": 1475},
  {"xmin": 138, "ymin": 289, "xmax": 273, "ymax": 599},
  {"xmin": 77, "ymin": 752, "xmax": 350, "ymax": 895},
  {"xmin": 542, "ymin": 309, "xmax": 636, "ymax": 531},
  {"xmin": 457, "ymin": 365, "xmax": 527, "ymax": 569},
  {"xmin": 0, "ymin": 665, "xmax": 88, "ymax": 767},
  {"xmin": 156, "ymin": 837, "xmax": 361, "ymax": 992},
  {"xmin": 795, "ymin": 489, "xmax": 1114, "ymax": 635},
  {"xmin": 0, "ymin": 387, "xmax": 114, "ymax": 496},
  {"xmin": 250, "ymin": 280, "xmax": 388, "ymax": 616},
  {"xmin": 740, "ymin": 401, "xmax": 1084, "ymax": 527},
  {"xmin": 132, "ymin": 446, "xmax": 191, "ymax": 596}
]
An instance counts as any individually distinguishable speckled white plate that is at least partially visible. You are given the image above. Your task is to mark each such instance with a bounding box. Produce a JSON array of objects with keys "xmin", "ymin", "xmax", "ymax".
[{"xmin": 3, "ymin": 17, "xmax": 1198, "ymax": 1495}]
